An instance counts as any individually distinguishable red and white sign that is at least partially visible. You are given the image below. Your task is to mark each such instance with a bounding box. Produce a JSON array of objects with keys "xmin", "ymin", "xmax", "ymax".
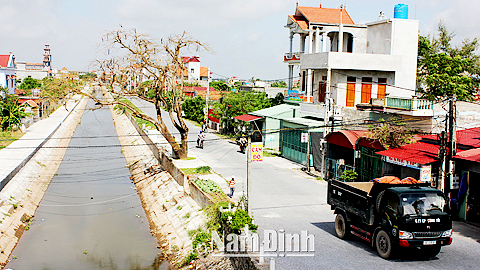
[
  {"xmin": 251, "ymin": 143, "xmax": 263, "ymax": 162},
  {"xmin": 420, "ymin": 165, "xmax": 432, "ymax": 182}
]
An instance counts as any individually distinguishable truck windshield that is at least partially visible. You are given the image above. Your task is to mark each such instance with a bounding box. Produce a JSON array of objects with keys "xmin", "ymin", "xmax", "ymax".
[{"xmin": 400, "ymin": 193, "xmax": 447, "ymax": 216}]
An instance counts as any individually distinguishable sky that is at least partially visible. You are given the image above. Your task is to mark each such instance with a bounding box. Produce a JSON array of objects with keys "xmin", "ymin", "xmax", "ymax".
[{"xmin": 2, "ymin": 0, "xmax": 479, "ymax": 81}]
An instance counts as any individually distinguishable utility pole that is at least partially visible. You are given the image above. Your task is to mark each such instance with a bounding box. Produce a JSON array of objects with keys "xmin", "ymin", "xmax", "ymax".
[
  {"xmin": 204, "ymin": 70, "xmax": 210, "ymax": 124},
  {"xmin": 445, "ymin": 95, "xmax": 457, "ymax": 198},
  {"xmin": 246, "ymin": 135, "xmax": 252, "ymax": 216},
  {"xmin": 321, "ymin": 67, "xmax": 332, "ymax": 178}
]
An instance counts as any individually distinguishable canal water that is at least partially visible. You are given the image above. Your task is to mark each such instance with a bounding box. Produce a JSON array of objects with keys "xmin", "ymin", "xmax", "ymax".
[{"xmin": 6, "ymin": 100, "xmax": 170, "ymax": 269}]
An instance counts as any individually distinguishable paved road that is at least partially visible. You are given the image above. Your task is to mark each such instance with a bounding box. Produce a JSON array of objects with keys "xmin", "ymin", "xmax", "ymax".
[{"xmin": 130, "ymin": 97, "xmax": 480, "ymax": 270}]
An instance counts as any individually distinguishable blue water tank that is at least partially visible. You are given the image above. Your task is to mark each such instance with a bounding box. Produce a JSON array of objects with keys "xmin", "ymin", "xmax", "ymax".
[{"xmin": 394, "ymin": 4, "xmax": 408, "ymax": 19}]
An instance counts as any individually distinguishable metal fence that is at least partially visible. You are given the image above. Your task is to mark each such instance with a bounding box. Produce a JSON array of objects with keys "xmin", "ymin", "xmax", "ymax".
[{"xmin": 325, "ymin": 158, "xmax": 355, "ymax": 181}]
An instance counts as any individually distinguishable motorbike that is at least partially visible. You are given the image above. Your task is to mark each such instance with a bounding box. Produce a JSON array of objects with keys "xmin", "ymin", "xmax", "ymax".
[
  {"xmin": 197, "ymin": 137, "xmax": 204, "ymax": 149},
  {"xmin": 239, "ymin": 140, "xmax": 247, "ymax": 154}
]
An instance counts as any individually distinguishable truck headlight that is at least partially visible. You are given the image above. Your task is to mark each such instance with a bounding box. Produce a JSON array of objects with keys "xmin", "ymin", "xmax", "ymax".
[
  {"xmin": 442, "ymin": 229, "xmax": 453, "ymax": 237},
  {"xmin": 399, "ymin": 230, "xmax": 413, "ymax": 239}
]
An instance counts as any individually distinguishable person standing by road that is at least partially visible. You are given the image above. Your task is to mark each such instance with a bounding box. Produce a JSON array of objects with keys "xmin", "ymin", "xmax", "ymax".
[{"xmin": 229, "ymin": 175, "xmax": 235, "ymax": 198}]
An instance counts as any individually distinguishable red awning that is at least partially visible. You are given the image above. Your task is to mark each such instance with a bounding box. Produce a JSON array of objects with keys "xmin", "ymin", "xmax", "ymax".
[
  {"xmin": 454, "ymin": 148, "xmax": 480, "ymax": 162},
  {"xmin": 376, "ymin": 142, "xmax": 440, "ymax": 165},
  {"xmin": 325, "ymin": 130, "xmax": 367, "ymax": 150},
  {"xmin": 233, "ymin": 114, "xmax": 262, "ymax": 122}
]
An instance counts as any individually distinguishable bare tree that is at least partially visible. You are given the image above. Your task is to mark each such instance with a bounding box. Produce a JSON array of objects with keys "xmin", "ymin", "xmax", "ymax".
[{"xmin": 83, "ymin": 28, "xmax": 209, "ymax": 159}]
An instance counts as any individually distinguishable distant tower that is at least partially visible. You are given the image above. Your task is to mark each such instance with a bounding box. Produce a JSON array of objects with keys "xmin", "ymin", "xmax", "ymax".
[{"xmin": 43, "ymin": 44, "xmax": 52, "ymax": 72}]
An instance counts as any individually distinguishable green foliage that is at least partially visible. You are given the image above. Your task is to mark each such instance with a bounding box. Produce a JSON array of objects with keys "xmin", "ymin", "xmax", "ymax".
[
  {"xmin": 79, "ymin": 72, "xmax": 97, "ymax": 80},
  {"xmin": 183, "ymin": 82, "xmax": 200, "ymax": 87},
  {"xmin": 340, "ymin": 170, "xmax": 358, "ymax": 182},
  {"xmin": 0, "ymin": 129, "xmax": 24, "ymax": 149},
  {"xmin": 181, "ymin": 166, "xmax": 211, "ymax": 175},
  {"xmin": 18, "ymin": 77, "xmax": 41, "ymax": 90},
  {"xmin": 182, "ymin": 96, "xmax": 206, "ymax": 124},
  {"xmin": 138, "ymin": 80, "xmax": 155, "ymax": 99},
  {"xmin": 0, "ymin": 94, "xmax": 29, "ymax": 132},
  {"xmin": 209, "ymin": 81, "xmax": 231, "ymax": 92},
  {"xmin": 193, "ymin": 179, "xmax": 223, "ymax": 193},
  {"xmin": 213, "ymin": 91, "xmax": 273, "ymax": 134},
  {"xmin": 192, "ymin": 229, "xmax": 211, "ymax": 249},
  {"xmin": 270, "ymin": 92, "xmax": 285, "ymax": 106},
  {"xmin": 221, "ymin": 209, "xmax": 258, "ymax": 233},
  {"xmin": 270, "ymin": 81, "xmax": 287, "ymax": 88},
  {"xmin": 195, "ymin": 166, "xmax": 211, "ymax": 174},
  {"xmin": 367, "ymin": 118, "xmax": 416, "ymax": 149},
  {"xmin": 417, "ymin": 22, "xmax": 479, "ymax": 101}
]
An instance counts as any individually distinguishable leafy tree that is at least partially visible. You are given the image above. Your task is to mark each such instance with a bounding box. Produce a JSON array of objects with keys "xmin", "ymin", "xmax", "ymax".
[
  {"xmin": 18, "ymin": 77, "xmax": 41, "ymax": 90},
  {"xmin": 209, "ymin": 81, "xmax": 230, "ymax": 92},
  {"xmin": 79, "ymin": 72, "xmax": 97, "ymax": 80},
  {"xmin": 182, "ymin": 96, "xmax": 206, "ymax": 124},
  {"xmin": 270, "ymin": 92, "xmax": 284, "ymax": 106},
  {"xmin": 417, "ymin": 22, "xmax": 479, "ymax": 100},
  {"xmin": 367, "ymin": 118, "xmax": 416, "ymax": 149},
  {"xmin": 0, "ymin": 93, "xmax": 28, "ymax": 132},
  {"xmin": 213, "ymin": 91, "xmax": 272, "ymax": 134},
  {"xmin": 270, "ymin": 81, "xmax": 287, "ymax": 88}
]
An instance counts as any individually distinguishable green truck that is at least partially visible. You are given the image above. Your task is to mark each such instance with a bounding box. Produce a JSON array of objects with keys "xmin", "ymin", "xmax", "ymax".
[{"xmin": 327, "ymin": 179, "xmax": 452, "ymax": 259}]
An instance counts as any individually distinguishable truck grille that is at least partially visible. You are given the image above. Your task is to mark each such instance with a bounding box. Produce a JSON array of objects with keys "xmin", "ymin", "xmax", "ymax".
[{"xmin": 413, "ymin": 231, "xmax": 442, "ymax": 238}]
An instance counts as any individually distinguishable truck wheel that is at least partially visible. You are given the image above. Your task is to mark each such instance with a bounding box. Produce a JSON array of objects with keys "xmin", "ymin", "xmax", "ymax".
[
  {"xmin": 376, "ymin": 230, "xmax": 393, "ymax": 259},
  {"xmin": 335, "ymin": 214, "xmax": 349, "ymax": 239},
  {"xmin": 423, "ymin": 246, "xmax": 441, "ymax": 258}
]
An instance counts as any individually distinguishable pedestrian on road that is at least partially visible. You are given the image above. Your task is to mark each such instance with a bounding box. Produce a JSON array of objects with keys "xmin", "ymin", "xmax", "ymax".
[
  {"xmin": 229, "ymin": 175, "xmax": 235, "ymax": 198},
  {"xmin": 63, "ymin": 100, "xmax": 68, "ymax": 111}
]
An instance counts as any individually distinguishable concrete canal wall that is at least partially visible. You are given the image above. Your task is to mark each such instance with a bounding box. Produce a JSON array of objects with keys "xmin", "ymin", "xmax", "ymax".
[{"xmin": 0, "ymin": 94, "xmax": 88, "ymax": 267}]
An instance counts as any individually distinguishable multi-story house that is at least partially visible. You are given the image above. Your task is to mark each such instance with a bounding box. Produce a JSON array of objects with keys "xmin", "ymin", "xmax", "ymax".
[
  {"xmin": 0, "ymin": 53, "xmax": 16, "ymax": 94},
  {"xmin": 284, "ymin": 4, "xmax": 432, "ymax": 124}
]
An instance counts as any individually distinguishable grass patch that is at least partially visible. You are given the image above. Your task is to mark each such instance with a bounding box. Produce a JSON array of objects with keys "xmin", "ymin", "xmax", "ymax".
[
  {"xmin": 181, "ymin": 166, "xmax": 211, "ymax": 175},
  {"xmin": 315, "ymin": 177, "xmax": 324, "ymax": 181},
  {"xmin": 135, "ymin": 117, "xmax": 155, "ymax": 129},
  {"xmin": 193, "ymin": 179, "xmax": 223, "ymax": 193},
  {"xmin": 263, "ymin": 151, "xmax": 281, "ymax": 157},
  {"xmin": 0, "ymin": 130, "xmax": 25, "ymax": 149},
  {"xmin": 181, "ymin": 157, "xmax": 196, "ymax": 160}
]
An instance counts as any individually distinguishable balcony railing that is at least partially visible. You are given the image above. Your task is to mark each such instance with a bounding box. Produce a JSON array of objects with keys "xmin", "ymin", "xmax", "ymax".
[{"xmin": 385, "ymin": 96, "xmax": 433, "ymax": 111}]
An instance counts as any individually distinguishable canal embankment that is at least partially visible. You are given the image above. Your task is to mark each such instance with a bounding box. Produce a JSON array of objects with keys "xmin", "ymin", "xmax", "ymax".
[
  {"xmin": 0, "ymin": 92, "xmax": 88, "ymax": 267},
  {"xmin": 110, "ymin": 98, "xmax": 261, "ymax": 270}
]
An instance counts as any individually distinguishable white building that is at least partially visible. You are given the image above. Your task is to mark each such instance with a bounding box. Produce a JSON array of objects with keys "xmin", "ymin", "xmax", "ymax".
[
  {"xmin": 181, "ymin": 56, "xmax": 201, "ymax": 81},
  {"xmin": 0, "ymin": 53, "xmax": 16, "ymax": 94},
  {"xmin": 16, "ymin": 62, "xmax": 48, "ymax": 81},
  {"xmin": 285, "ymin": 5, "xmax": 419, "ymax": 109}
]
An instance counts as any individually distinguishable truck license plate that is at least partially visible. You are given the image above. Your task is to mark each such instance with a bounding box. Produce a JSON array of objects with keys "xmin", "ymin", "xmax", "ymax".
[{"xmin": 423, "ymin": 241, "xmax": 437, "ymax": 245}]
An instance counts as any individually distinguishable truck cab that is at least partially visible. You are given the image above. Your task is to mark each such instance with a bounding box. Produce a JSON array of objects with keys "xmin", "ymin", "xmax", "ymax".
[{"xmin": 328, "ymin": 180, "xmax": 453, "ymax": 259}]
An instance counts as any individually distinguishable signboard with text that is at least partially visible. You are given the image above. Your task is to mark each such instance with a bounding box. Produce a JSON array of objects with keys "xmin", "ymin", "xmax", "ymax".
[
  {"xmin": 287, "ymin": 90, "xmax": 304, "ymax": 101},
  {"xmin": 384, "ymin": 156, "xmax": 421, "ymax": 169},
  {"xmin": 251, "ymin": 143, "xmax": 263, "ymax": 162},
  {"xmin": 420, "ymin": 165, "xmax": 432, "ymax": 182}
]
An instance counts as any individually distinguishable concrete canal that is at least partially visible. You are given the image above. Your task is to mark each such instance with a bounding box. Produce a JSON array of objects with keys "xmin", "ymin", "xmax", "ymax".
[{"xmin": 6, "ymin": 99, "xmax": 170, "ymax": 269}]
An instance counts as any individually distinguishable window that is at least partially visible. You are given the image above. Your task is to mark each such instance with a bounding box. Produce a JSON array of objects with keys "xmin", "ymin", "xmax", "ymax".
[
  {"xmin": 377, "ymin": 78, "xmax": 387, "ymax": 99},
  {"xmin": 346, "ymin": 76, "xmax": 356, "ymax": 107},
  {"xmin": 190, "ymin": 68, "xmax": 194, "ymax": 73},
  {"xmin": 361, "ymin": 77, "xmax": 372, "ymax": 103}
]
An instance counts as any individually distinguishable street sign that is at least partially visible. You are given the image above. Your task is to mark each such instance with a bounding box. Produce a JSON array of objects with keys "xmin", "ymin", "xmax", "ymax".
[
  {"xmin": 301, "ymin": 133, "xmax": 308, "ymax": 143},
  {"xmin": 251, "ymin": 143, "xmax": 263, "ymax": 162}
]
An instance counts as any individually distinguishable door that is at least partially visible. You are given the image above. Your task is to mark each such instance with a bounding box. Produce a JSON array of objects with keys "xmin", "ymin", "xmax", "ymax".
[
  {"xmin": 377, "ymin": 78, "xmax": 387, "ymax": 99},
  {"xmin": 361, "ymin": 77, "xmax": 372, "ymax": 103},
  {"xmin": 319, "ymin": 76, "xmax": 327, "ymax": 103},
  {"xmin": 346, "ymin": 76, "xmax": 356, "ymax": 107}
]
